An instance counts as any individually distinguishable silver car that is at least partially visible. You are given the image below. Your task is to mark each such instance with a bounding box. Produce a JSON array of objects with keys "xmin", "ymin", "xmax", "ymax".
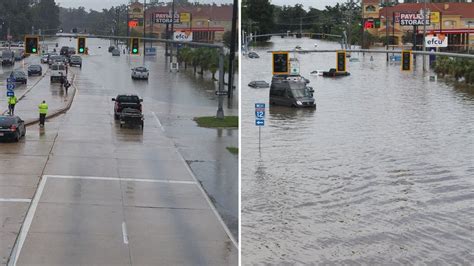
[{"xmin": 131, "ymin": 67, "xmax": 149, "ymax": 80}]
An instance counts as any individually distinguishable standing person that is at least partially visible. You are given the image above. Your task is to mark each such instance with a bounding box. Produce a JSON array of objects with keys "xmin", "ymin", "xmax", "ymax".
[
  {"xmin": 38, "ymin": 100, "xmax": 48, "ymax": 127},
  {"xmin": 8, "ymin": 95, "xmax": 17, "ymax": 115},
  {"xmin": 60, "ymin": 72, "xmax": 65, "ymax": 89},
  {"xmin": 64, "ymin": 78, "xmax": 70, "ymax": 95}
]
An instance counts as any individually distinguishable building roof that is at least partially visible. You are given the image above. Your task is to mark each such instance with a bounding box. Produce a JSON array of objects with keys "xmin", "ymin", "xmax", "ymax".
[
  {"xmin": 380, "ymin": 3, "xmax": 474, "ymax": 19},
  {"xmin": 363, "ymin": 0, "xmax": 380, "ymax": 5},
  {"xmin": 146, "ymin": 5, "xmax": 233, "ymax": 21}
]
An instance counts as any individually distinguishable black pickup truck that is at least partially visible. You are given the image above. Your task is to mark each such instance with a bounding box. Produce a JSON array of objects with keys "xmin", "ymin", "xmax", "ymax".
[{"xmin": 112, "ymin": 94, "xmax": 143, "ymax": 120}]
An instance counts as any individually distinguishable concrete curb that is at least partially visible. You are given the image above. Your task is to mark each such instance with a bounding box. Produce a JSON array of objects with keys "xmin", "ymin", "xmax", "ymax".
[{"xmin": 24, "ymin": 74, "xmax": 77, "ymax": 127}]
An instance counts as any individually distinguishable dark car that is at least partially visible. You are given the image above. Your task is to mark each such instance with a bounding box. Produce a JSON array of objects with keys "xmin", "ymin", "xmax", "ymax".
[
  {"xmin": 108, "ymin": 46, "xmax": 116, "ymax": 53},
  {"xmin": 248, "ymin": 52, "xmax": 259, "ymax": 58},
  {"xmin": 1, "ymin": 50, "xmax": 15, "ymax": 66},
  {"xmin": 248, "ymin": 80, "xmax": 269, "ymax": 88},
  {"xmin": 269, "ymin": 75, "xmax": 316, "ymax": 108},
  {"xmin": 0, "ymin": 116, "xmax": 26, "ymax": 142},
  {"xmin": 27, "ymin": 65, "xmax": 42, "ymax": 76},
  {"xmin": 69, "ymin": 55, "xmax": 82, "ymax": 68},
  {"xmin": 112, "ymin": 94, "xmax": 143, "ymax": 120},
  {"xmin": 14, "ymin": 50, "xmax": 25, "ymax": 61},
  {"xmin": 10, "ymin": 70, "xmax": 27, "ymax": 84},
  {"xmin": 60, "ymin": 46, "xmax": 69, "ymax": 56}
]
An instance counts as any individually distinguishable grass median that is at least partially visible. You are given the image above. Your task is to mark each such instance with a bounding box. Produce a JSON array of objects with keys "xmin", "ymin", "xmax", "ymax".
[
  {"xmin": 226, "ymin": 146, "xmax": 238, "ymax": 155},
  {"xmin": 194, "ymin": 116, "xmax": 238, "ymax": 128}
]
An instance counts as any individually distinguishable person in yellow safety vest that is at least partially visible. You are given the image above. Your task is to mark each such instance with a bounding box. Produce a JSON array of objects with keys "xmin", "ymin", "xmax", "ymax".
[
  {"xmin": 38, "ymin": 100, "xmax": 48, "ymax": 127},
  {"xmin": 8, "ymin": 95, "xmax": 17, "ymax": 115}
]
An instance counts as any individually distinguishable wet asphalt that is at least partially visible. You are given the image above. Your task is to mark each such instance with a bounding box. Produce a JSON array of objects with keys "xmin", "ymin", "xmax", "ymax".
[{"xmin": 0, "ymin": 38, "xmax": 238, "ymax": 265}]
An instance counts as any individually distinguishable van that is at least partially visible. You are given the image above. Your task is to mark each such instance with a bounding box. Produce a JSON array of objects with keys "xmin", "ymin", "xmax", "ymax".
[
  {"xmin": 269, "ymin": 75, "xmax": 316, "ymax": 108},
  {"xmin": 50, "ymin": 63, "xmax": 66, "ymax": 82},
  {"xmin": 1, "ymin": 50, "xmax": 15, "ymax": 66}
]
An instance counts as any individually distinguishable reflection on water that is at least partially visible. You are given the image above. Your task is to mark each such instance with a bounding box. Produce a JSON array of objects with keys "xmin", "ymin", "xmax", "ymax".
[{"xmin": 242, "ymin": 37, "xmax": 474, "ymax": 264}]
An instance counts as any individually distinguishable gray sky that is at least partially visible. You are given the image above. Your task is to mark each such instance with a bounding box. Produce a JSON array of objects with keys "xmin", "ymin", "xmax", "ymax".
[{"xmin": 55, "ymin": 0, "xmax": 347, "ymax": 11}]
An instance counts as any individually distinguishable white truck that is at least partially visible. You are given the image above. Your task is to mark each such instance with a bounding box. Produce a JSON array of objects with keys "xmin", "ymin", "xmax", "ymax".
[{"xmin": 50, "ymin": 63, "xmax": 66, "ymax": 83}]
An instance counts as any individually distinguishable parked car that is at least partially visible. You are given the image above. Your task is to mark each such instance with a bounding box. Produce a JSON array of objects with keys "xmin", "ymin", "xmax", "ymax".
[
  {"xmin": 10, "ymin": 70, "xmax": 27, "ymax": 84},
  {"xmin": 248, "ymin": 80, "xmax": 269, "ymax": 88},
  {"xmin": 69, "ymin": 55, "xmax": 82, "ymax": 68},
  {"xmin": 131, "ymin": 66, "xmax": 149, "ymax": 80},
  {"xmin": 28, "ymin": 65, "xmax": 42, "ymax": 76},
  {"xmin": 1, "ymin": 50, "xmax": 15, "ymax": 66},
  {"xmin": 0, "ymin": 115, "xmax": 26, "ymax": 142},
  {"xmin": 112, "ymin": 94, "xmax": 143, "ymax": 120},
  {"xmin": 108, "ymin": 45, "xmax": 117, "ymax": 52}
]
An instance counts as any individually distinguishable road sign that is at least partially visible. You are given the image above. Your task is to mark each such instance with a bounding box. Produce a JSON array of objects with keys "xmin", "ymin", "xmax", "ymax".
[
  {"xmin": 215, "ymin": 91, "xmax": 228, "ymax": 96},
  {"xmin": 7, "ymin": 83, "xmax": 15, "ymax": 90},
  {"xmin": 256, "ymin": 119, "xmax": 265, "ymax": 126},
  {"xmin": 7, "ymin": 78, "xmax": 15, "ymax": 83},
  {"xmin": 255, "ymin": 103, "xmax": 265, "ymax": 119},
  {"xmin": 425, "ymin": 34, "xmax": 448, "ymax": 48},
  {"xmin": 6, "ymin": 91, "xmax": 14, "ymax": 97}
]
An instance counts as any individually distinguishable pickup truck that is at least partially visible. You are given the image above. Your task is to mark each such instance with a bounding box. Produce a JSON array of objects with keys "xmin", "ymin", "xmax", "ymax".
[{"xmin": 112, "ymin": 94, "xmax": 143, "ymax": 120}]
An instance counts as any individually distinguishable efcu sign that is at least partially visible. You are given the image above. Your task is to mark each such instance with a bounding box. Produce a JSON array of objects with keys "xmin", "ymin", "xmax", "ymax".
[{"xmin": 425, "ymin": 34, "xmax": 448, "ymax": 48}]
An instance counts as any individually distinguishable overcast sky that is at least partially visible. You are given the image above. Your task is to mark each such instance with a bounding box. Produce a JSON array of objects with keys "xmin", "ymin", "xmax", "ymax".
[{"xmin": 55, "ymin": 0, "xmax": 347, "ymax": 11}]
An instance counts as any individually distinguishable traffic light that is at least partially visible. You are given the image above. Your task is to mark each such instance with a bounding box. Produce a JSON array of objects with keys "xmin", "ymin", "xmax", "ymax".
[
  {"xmin": 272, "ymin": 52, "xmax": 289, "ymax": 75},
  {"xmin": 336, "ymin": 51, "xmax": 346, "ymax": 72},
  {"xmin": 77, "ymin": 37, "xmax": 86, "ymax": 54},
  {"xmin": 402, "ymin": 50, "xmax": 412, "ymax": 71},
  {"xmin": 131, "ymin": 38, "xmax": 140, "ymax": 55},
  {"xmin": 25, "ymin": 36, "xmax": 39, "ymax": 54},
  {"xmin": 374, "ymin": 18, "xmax": 381, "ymax": 28}
]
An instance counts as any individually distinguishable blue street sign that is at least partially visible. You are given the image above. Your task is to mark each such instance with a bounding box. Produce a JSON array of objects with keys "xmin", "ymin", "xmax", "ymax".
[
  {"xmin": 7, "ymin": 83, "xmax": 15, "ymax": 90},
  {"xmin": 256, "ymin": 119, "xmax": 265, "ymax": 126},
  {"xmin": 6, "ymin": 91, "xmax": 14, "ymax": 97},
  {"xmin": 255, "ymin": 111, "xmax": 265, "ymax": 119},
  {"xmin": 255, "ymin": 103, "xmax": 265, "ymax": 108},
  {"xmin": 7, "ymin": 78, "xmax": 15, "ymax": 83}
]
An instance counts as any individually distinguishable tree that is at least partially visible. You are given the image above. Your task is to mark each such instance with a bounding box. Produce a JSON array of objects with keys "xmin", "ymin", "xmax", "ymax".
[{"xmin": 244, "ymin": 0, "xmax": 274, "ymax": 42}]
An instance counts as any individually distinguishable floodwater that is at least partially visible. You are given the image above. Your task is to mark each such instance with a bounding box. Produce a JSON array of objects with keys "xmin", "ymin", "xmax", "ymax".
[{"xmin": 241, "ymin": 37, "xmax": 474, "ymax": 264}]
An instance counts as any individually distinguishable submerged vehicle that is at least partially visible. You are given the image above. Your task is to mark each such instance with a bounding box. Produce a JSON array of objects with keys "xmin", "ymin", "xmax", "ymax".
[
  {"xmin": 322, "ymin": 68, "xmax": 350, "ymax": 77},
  {"xmin": 269, "ymin": 75, "xmax": 316, "ymax": 108}
]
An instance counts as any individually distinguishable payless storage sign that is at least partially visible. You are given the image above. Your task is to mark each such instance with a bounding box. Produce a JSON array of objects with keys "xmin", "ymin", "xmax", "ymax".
[
  {"xmin": 425, "ymin": 34, "xmax": 448, "ymax": 48},
  {"xmin": 398, "ymin": 12, "xmax": 430, "ymax": 26}
]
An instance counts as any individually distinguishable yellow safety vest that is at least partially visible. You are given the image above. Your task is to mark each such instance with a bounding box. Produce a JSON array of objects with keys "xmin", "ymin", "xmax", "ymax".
[
  {"xmin": 38, "ymin": 103, "xmax": 48, "ymax": 114},
  {"xmin": 8, "ymin": 96, "xmax": 17, "ymax": 105}
]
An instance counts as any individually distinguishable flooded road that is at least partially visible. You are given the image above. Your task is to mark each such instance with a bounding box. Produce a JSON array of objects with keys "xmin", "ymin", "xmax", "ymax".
[{"xmin": 241, "ymin": 37, "xmax": 474, "ymax": 264}]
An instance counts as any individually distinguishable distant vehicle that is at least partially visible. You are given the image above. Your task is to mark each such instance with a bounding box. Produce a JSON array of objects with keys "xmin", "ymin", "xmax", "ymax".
[
  {"xmin": 27, "ymin": 65, "xmax": 42, "ymax": 76},
  {"xmin": 112, "ymin": 94, "xmax": 143, "ymax": 120},
  {"xmin": 0, "ymin": 115, "xmax": 26, "ymax": 142},
  {"xmin": 248, "ymin": 80, "xmax": 269, "ymax": 88},
  {"xmin": 322, "ymin": 68, "xmax": 350, "ymax": 77},
  {"xmin": 119, "ymin": 108, "xmax": 144, "ymax": 129},
  {"xmin": 108, "ymin": 46, "xmax": 116, "ymax": 53},
  {"xmin": 310, "ymin": 70, "xmax": 324, "ymax": 76},
  {"xmin": 69, "ymin": 55, "xmax": 82, "ymax": 68},
  {"xmin": 295, "ymin": 45, "xmax": 302, "ymax": 50},
  {"xmin": 67, "ymin": 47, "xmax": 76, "ymax": 56},
  {"xmin": 17, "ymin": 41, "xmax": 24, "ymax": 47},
  {"xmin": 14, "ymin": 50, "xmax": 25, "ymax": 61},
  {"xmin": 1, "ymin": 50, "xmax": 15, "ymax": 66},
  {"xmin": 269, "ymin": 75, "xmax": 316, "ymax": 108},
  {"xmin": 314, "ymin": 43, "xmax": 318, "ymax": 47},
  {"xmin": 131, "ymin": 66, "xmax": 149, "ymax": 80},
  {"xmin": 112, "ymin": 49, "xmax": 120, "ymax": 56},
  {"xmin": 60, "ymin": 46, "xmax": 69, "ymax": 56},
  {"xmin": 10, "ymin": 70, "xmax": 27, "ymax": 84},
  {"xmin": 50, "ymin": 63, "xmax": 66, "ymax": 82},
  {"xmin": 248, "ymin": 52, "xmax": 259, "ymax": 58},
  {"xmin": 49, "ymin": 55, "xmax": 67, "ymax": 65},
  {"xmin": 41, "ymin": 54, "xmax": 49, "ymax": 63}
]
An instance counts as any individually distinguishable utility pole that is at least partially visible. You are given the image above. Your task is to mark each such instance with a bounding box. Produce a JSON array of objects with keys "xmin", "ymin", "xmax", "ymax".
[
  {"xmin": 385, "ymin": 0, "xmax": 389, "ymax": 62},
  {"xmin": 227, "ymin": 0, "xmax": 237, "ymax": 99},
  {"xmin": 422, "ymin": 0, "xmax": 428, "ymax": 71},
  {"xmin": 143, "ymin": 0, "xmax": 146, "ymax": 65},
  {"xmin": 170, "ymin": 0, "xmax": 175, "ymax": 63}
]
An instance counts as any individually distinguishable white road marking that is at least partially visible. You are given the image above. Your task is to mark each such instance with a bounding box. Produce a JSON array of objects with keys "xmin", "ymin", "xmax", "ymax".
[
  {"xmin": 152, "ymin": 111, "xmax": 165, "ymax": 132},
  {"xmin": 0, "ymin": 198, "xmax": 31, "ymax": 203},
  {"xmin": 121, "ymin": 222, "xmax": 129, "ymax": 245},
  {"xmin": 9, "ymin": 175, "xmax": 48, "ymax": 266},
  {"xmin": 173, "ymin": 149, "xmax": 239, "ymax": 248},
  {"xmin": 46, "ymin": 175, "xmax": 196, "ymax": 185}
]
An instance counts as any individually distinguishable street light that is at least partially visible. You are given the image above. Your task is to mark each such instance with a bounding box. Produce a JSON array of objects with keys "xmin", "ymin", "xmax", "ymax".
[
  {"xmin": 208, "ymin": 19, "xmax": 211, "ymax": 42},
  {"xmin": 469, "ymin": 21, "xmax": 473, "ymax": 54}
]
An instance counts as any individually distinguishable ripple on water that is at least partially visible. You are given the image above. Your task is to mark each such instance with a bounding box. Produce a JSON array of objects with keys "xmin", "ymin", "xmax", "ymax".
[{"xmin": 242, "ymin": 37, "xmax": 474, "ymax": 265}]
